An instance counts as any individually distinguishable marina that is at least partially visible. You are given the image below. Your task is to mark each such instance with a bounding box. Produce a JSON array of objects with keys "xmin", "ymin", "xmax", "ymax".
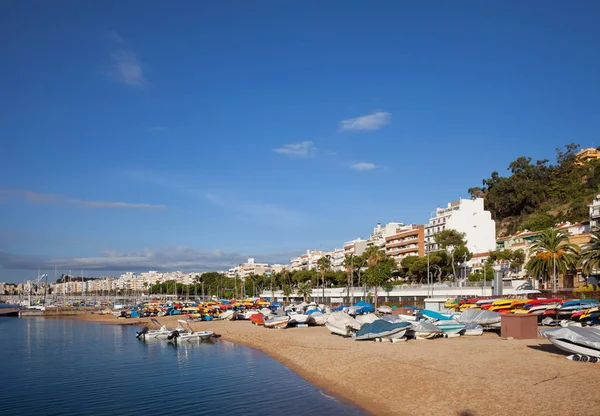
[{"xmin": 6, "ymin": 294, "xmax": 597, "ymax": 415}]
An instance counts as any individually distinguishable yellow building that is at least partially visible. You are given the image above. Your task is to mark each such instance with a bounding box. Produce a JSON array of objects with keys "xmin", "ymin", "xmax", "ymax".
[{"xmin": 575, "ymin": 148, "xmax": 600, "ymax": 166}]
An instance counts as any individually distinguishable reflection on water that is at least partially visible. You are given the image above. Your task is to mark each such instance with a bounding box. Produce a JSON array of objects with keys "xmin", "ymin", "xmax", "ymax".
[{"xmin": 0, "ymin": 318, "xmax": 365, "ymax": 416}]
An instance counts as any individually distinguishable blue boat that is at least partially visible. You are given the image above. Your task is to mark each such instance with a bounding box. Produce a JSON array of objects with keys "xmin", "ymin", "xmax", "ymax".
[
  {"xmin": 420, "ymin": 309, "xmax": 457, "ymax": 321},
  {"xmin": 354, "ymin": 320, "xmax": 412, "ymax": 340}
]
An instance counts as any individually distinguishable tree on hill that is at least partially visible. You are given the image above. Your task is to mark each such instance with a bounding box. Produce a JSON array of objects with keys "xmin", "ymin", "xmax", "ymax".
[{"xmin": 469, "ymin": 143, "xmax": 600, "ymax": 236}]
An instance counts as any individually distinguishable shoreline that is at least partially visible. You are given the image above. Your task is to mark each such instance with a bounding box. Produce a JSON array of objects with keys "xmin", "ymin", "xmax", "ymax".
[{"xmin": 73, "ymin": 313, "xmax": 600, "ymax": 415}]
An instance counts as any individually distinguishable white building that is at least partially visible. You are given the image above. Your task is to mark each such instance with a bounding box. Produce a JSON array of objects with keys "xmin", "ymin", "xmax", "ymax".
[
  {"xmin": 236, "ymin": 258, "xmax": 270, "ymax": 279},
  {"xmin": 343, "ymin": 238, "xmax": 368, "ymax": 257},
  {"xmin": 367, "ymin": 222, "xmax": 404, "ymax": 249},
  {"xmin": 425, "ymin": 197, "xmax": 496, "ymax": 254},
  {"xmin": 589, "ymin": 194, "xmax": 600, "ymax": 231}
]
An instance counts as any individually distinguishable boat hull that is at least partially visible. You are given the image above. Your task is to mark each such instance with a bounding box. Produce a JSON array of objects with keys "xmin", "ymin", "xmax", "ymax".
[{"xmin": 548, "ymin": 338, "xmax": 600, "ymax": 358}]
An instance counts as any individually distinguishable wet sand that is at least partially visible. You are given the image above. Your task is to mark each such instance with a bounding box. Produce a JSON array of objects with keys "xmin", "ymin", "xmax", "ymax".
[{"xmin": 77, "ymin": 313, "xmax": 600, "ymax": 415}]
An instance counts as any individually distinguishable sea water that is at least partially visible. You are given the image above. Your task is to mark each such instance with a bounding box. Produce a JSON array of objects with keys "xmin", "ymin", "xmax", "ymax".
[{"xmin": 0, "ymin": 316, "xmax": 365, "ymax": 415}]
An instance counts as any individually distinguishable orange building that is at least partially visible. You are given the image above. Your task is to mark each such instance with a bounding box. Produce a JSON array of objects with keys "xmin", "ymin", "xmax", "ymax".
[
  {"xmin": 575, "ymin": 148, "xmax": 600, "ymax": 166},
  {"xmin": 385, "ymin": 225, "xmax": 425, "ymax": 264}
]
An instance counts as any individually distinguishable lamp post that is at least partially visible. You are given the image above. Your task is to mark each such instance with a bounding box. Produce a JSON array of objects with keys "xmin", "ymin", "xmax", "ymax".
[
  {"xmin": 426, "ymin": 240, "xmax": 430, "ymax": 298},
  {"xmin": 553, "ymin": 252, "xmax": 557, "ymax": 295}
]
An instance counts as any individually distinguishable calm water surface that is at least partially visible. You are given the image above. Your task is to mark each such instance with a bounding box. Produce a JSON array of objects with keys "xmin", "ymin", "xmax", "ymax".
[{"xmin": 0, "ymin": 316, "xmax": 365, "ymax": 416}]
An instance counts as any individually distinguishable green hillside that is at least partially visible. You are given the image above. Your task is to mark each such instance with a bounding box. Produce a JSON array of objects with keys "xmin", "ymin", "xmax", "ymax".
[{"xmin": 468, "ymin": 143, "xmax": 600, "ymax": 237}]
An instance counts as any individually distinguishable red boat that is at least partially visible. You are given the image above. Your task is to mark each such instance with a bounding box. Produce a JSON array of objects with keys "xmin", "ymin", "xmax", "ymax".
[
  {"xmin": 525, "ymin": 298, "xmax": 562, "ymax": 307},
  {"xmin": 249, "ymin": 313, "xmax": 264, "ymax": 325}
]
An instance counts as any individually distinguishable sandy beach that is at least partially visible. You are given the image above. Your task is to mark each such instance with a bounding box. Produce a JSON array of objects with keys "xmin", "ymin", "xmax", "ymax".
[{"xmin": 77, "ymin": 313, "xmax": 600, "ymax": 415}]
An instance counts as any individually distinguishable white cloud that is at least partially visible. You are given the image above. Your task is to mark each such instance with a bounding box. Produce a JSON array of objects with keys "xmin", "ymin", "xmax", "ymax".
[
  {"xmin": 273, "ymin": 141, "xmax": 316, "ymax": 157},
  {"xmin": 0, "ymin": 188, "xmax": 164, "ymax": 210},
  {"xmin": 350, "ymin": 162, "xmax": 377, "ymax": 171},
  {"xmin": 339, "ymin": 111, "xmax": 391, "ymax": 131},
  {"xmin": 105, "ymin": 32, "xmax": 146, "ymax": 87},
  {"xmin": 0, "ymin": 246, "xmax": 300, "ymax": 272}
]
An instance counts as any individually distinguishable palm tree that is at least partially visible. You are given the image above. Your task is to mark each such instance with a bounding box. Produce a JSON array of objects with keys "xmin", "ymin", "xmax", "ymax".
[
  {"xmin": 363, "ymin": 246, "xmax": 393, "ymax": 308},
  {"xmin": 297, "ymin": 281, "xmax": 312, "ymax": 303},
  {"xmin": 282, "ymin": 284, "xmax": 292, "ymax": 305},
  {"xmin": 364, "ymin": 246, "xmax": 384, "ymax": 302},
  {"xmin": 579, "ymin": 231, "xmax": 600, "ymax": 280},
  {"xmin": 525, "ymin": 229, "xmax": 579, "ymax": 293},
  {"xmin": 343, "ymin": 255, "xmax": 354, "ymax": 304},
  {"xmin": 317, "ymin": 256, "xmax": 331, "ymax": 304}
]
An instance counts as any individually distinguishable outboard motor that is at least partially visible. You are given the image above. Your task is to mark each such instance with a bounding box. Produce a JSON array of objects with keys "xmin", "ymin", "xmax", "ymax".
[
  {"xmin": 167, "ymin": 330, "xmax": 180, "ymax": 341},
  {"xmin": 136, "ymin": 327, "xmax": 149, "ymax": 339}
]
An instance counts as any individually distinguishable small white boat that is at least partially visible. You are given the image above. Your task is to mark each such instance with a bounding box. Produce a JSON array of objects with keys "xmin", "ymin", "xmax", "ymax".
[
  {"xmin": 377, "ymin": 306, "xmax": 393, "ymax": 314},
  {"xmin": 288, "ymin": 312, "xmax": 314, "ymax": 325},
  {"xmin": 264, "ymin": 315, "xmax": 289, "ymax": 329},
  {"xmin": 355, "ymin": 313, "xmax": 379, "ymax": 325},
  {"xmin": 462, "ymin": 323, "xmax": 484, "ymax": 336},
  {"xmin": 260, "ymin": 308, "xmax": 272, "ymax": 317},
  {"xmin": 176, "ymin": 330, "xmax": 214, "ymax": 342},
  {"xmin": 171, "ymin": 321, "xmax": 214, "ymax": 342},
  {"xmin": 136, "ymin": 318, "xmax": 186, "ymax": 340},
  {"xmin": 434, "ymin": 321, "xmax": 466, "ymax": 336},
  {"xmin": 219, "ymin": 310, "xmax": 237, "ymax": 320},
  {"xmin": 540, "ymin": 327, "xmax": 600, "ymax": 358},
  {"xmin": 325, "ymin": 312, "xmax": 361, "ymax": 337},
  {"xmin": 308, "ymin": 311, "xmax": 326, "ymax": 326},
  {"xmin": 409, "ymin": 321, "xmax": 443, "ymax": 339}
]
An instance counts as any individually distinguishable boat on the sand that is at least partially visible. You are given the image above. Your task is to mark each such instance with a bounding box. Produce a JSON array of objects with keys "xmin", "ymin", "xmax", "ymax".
[
  {"xmin": 354, "ymin": 320, "xmax": 412, "ymax": 341},
  {"xmin": 325, "ymin": 312, "xmax": 361, "ymax": 337},
  {"xmin": 539, "ymin": 326, "xmax": 600, "ymax": 358},
  {"xmin": 264, "ymin": 315, "xmax": 289, "ymax": 329}
]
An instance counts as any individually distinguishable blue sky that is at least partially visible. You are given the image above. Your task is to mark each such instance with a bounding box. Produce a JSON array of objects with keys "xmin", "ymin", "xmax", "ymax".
[{"xmin": 1, "ymin": 1, "xmax": 599, "ymax": 282}]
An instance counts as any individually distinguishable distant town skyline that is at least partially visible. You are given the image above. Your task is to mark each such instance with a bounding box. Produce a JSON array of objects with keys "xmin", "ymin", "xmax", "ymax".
[{"xmin": 2, "ymin": 2, "xmax": 600, "ymax": 282}]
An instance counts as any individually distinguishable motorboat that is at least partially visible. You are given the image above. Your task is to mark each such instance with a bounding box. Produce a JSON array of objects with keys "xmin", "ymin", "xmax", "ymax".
[
  {"xmin": 287, "ymin": 312, "xmax": 314, "ymax": 325},
  {"xmin": 457, "ymin": 309, "xmax": 501, "ymax": 328},
  {"xmin": 260, "ymin": 307, "xmax": 272, "ymax": 317},
  {"xmin": 249, "ymin": 313, "xmax": 265, "ymax": 325},
  {"xmin": 169, "ymin": 321, "xmax": 214, "ymax": 342},
  {"xmin": 409, "ymin": 321, "xmax": 443, "ymax": 339},
  {"xmin": 264, "ymin": 315, "xmax": 289, "ymax": 329},
  {"xmin": 377, "ymin": 305, "xmax": 393, "ymax": 314},
  {"xmin": 380, "ymin": 315, "xmax": 407, "ymax": 324},
  {"xmin": 355, "ymin": 313, "xmax": 379, "ymax": 325},
  {"xmin": 136, "ymin": 318, "xmax": 186, "ymax": 340},
  {"xmin": 307, "ymin": 311, "xmax": 326, "ymax": 326},
  {"xmin": 420, "ymin": 309, "xmax": 458, "ymax": 322},
  {"xmin": 325, "ymin": 312, "xmax": 361, "ymax": 337},
  {"xmin": 347, "ymin": 301, "xmax": 375, "ymax": 316},
  {"xmin": 219, "ymin": 310, "xmax": 237, "ymax": 320},
  {"xmin": 434, "ymin": 321, "xmax": 466, "ymax": 336},
  {"xmin": 540, "ymin": 326, "xmax": 600, "ymax": 358},
  {"xmin": 462, "ymin": 323, "xmax": 484, "ymax": 336},
  {"xmin": 354, "ymin": 320, "xmax": 412, "ymax": 341}
]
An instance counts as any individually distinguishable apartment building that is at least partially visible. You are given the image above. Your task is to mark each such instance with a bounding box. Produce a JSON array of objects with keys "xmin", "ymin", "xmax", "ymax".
[
  {"xmin": 237, "ymin": 258, "xmax": 270, "ymax": 279},
  {"xmin": 425, "ymin": 197, "xmax": 496, "ymax": 254},
  {"xmin": 385, "ymin": 224, "xmax": 425, "ymax": 264},
  {"xmin": 343, "ymin": 238, "xmax": 368, "ymax": 257},
  {"xmin": 367, "ymin": 222, "xmax": 404, "ymax": 248}
]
